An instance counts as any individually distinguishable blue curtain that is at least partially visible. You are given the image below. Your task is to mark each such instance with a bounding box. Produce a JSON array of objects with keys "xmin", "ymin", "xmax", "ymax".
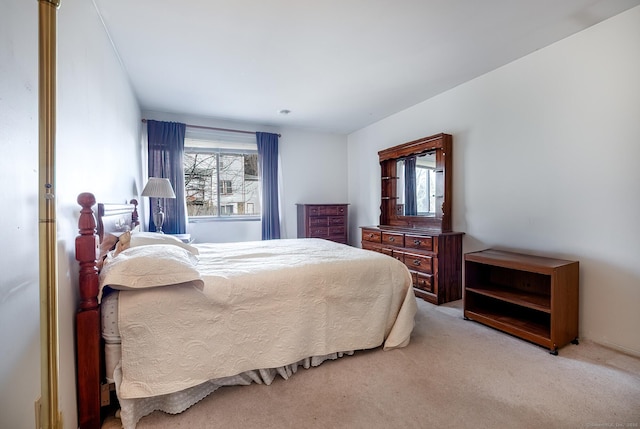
[
  {"xmin": 256, "ymin": 132, "xmax": 281, "ymax": 240},
  {"xmin": 404, "ymin": 156, "xmax": 417, "ymax": 216},
  {"xmin": 147, "ymin": 120, "xmax": 187, "ymax": 234}
]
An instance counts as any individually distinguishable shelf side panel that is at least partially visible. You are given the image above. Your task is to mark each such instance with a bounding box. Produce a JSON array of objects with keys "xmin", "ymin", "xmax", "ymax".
[{"xmin": 550, "ymin": 262, "xmax": 580, "ymax": 349}]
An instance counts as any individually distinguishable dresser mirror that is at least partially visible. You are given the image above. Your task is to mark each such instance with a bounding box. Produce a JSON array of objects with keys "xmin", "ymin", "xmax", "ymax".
[
  {"xmin": 378, "ymin": 133, "xmax": 452, "ymax": 231},
  {"xmin": 396, "ymin": 151, "xmax": 437, "ymax": 216}
]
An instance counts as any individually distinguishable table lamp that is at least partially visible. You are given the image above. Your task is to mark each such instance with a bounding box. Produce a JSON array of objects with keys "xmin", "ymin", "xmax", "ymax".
[{"xmin": 141, "ymin": 177, "xmax": 176, "ymax": 233}]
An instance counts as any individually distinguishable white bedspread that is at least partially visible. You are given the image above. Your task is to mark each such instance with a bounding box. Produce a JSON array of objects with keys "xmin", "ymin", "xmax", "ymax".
[{"xmin": 116, "ymin": 238, "xmax": 416, "ymax": 400}]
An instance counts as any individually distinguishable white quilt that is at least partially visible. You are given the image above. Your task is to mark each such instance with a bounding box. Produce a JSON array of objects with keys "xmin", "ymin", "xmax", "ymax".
[{"xmin": 115, "ymin": 238, "xmax": 416, "ymax": 400}]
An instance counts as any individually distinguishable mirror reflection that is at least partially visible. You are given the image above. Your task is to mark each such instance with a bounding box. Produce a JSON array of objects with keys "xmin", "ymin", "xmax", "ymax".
[{"xmin": 396, "ymin": 151, "xmax": 436, "ymax": 216}]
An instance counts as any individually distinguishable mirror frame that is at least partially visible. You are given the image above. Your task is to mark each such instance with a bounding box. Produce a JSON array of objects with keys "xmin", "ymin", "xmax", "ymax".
[{"xmin": 378, "ymin": 133, "xmax": 452, "ymax": 232}]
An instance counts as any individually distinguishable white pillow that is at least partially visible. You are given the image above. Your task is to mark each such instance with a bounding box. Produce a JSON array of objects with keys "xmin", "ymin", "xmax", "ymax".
[
  {"xmin": 98, "ymin": 244, "xmax": 203, "ymax": 302},
  {"xmin": 130, "ymin": 231, "xmax": 199, "ymax": 255}
]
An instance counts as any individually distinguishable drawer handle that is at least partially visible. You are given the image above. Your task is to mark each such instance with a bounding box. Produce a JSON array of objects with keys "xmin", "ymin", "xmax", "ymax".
[
  {"xmin": 389, "ymin": 237, "xmax": 395, "ymax": 242},
  {"xmin": 413, "ymin": 239, "xmax": 421, "ymax": 245},
  {"xmin": 368, "ymin": 233, "xmax": 374, "ymax": 238},
  {"xmin": 412, "ymin": 259, "xmax": 421, "ymax": 266}
]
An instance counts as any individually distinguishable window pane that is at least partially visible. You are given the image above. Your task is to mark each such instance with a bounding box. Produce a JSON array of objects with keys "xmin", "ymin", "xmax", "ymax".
[
  {"xmin": 219, "ymin": 153, "xmax": 259, "ymax": 216},
  {"xmin": 184, "ymin": 149, "xmax": 260, "ymax": 218},
  {"xmin": 184, "ymin": 153, "xmax": 217, "ymax": 216},
  {"xmin": 244, "ymin": 154, "xmax": 258, "ymax": 179}
]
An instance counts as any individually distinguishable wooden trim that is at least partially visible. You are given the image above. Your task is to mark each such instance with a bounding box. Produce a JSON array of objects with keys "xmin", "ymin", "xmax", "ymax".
[{"xmin": 378, "ymin": 133, "xmax": 448, "ymax": 161}]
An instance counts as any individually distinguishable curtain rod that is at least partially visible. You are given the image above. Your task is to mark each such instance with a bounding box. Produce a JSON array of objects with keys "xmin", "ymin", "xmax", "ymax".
[{"xmin": 141, "ymin": 119, "xmax": 281, "ymax": 138}]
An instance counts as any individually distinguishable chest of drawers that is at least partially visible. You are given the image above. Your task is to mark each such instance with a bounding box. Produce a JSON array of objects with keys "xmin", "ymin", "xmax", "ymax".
[
  {"xmin": 297, "ymin": 204, "xmax": 348, "ymax": 244},
  {"xmin": 361, "ymin": 226, "xmax": 463, "ymax": 305}
]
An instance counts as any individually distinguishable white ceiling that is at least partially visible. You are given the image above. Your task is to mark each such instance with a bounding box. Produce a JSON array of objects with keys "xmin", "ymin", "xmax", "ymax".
[{"xmin": 93, "ymin": 0, "xmax": 640, "ymax": 134}]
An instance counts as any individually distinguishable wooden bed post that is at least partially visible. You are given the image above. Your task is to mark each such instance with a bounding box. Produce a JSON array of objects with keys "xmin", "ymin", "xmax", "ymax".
[
  {"xmin": 75, "ymin": 192, "xmax": 101, "ymax": 429},
  {"xmin": 130, "ymin": 198, "xmax": 139, "ymax": 228}
]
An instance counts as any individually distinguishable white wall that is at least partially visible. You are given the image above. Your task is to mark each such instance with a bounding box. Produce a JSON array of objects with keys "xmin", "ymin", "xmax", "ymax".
[
  {"xmin": 0, "ymin": 2, "xmax": 40, "ymax": 429},
  {"xmin": 279, "ymin": 128, "xmax": 349, "ymax": 239},
  {"xmin": 348, "ymin": 6, "xmax": 640, "ymax": 355},
  {"xmin": 143, "ymin": 111, "xmax": 348, "ymax": 242},
  {"xmin": 1, "ymin": 0, "xmax": 142, "ymax": 428},
  {"xmin": 57, "ymin": 1, "xmax": 142, "ymax": 427}
]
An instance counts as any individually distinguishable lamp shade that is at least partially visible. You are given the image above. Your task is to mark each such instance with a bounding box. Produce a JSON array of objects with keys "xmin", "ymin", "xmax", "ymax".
[{"xmin": 141, "ymin": 177, "xmax": 176, "ymax": 198}]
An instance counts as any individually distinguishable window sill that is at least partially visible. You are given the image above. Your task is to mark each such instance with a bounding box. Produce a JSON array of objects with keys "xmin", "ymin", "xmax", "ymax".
[{"xmin": 189, "ymin": 216, "xmax": 261, "ymax": 223}]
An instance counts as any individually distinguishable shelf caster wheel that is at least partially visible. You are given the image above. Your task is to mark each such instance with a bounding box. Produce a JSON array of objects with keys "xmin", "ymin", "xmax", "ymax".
[
  {"xmin": 571, "ymin": 338, "xmax": 579, "ymax": 345},
  {"xmin": 550, "ymin": 349, "xmax": 558, "ymax": 356}
]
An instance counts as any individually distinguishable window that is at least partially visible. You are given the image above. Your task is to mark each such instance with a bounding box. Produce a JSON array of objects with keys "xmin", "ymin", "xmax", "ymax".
[
  {"xmin": 183, "ymin": 133, "xmax": 260, "ymax": 219},
  {"xmin": 219, "ymin": 180, "xmax": 233, "ymax": 195}
]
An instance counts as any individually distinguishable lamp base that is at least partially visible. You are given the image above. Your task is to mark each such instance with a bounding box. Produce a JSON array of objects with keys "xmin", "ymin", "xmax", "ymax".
[{"xmin": 153, "ymin": 205, "xmax": 165, "ymax": 233}]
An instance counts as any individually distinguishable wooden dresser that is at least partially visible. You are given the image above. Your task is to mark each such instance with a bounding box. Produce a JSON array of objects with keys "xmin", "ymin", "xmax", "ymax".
[
  {"xmin": 362, "ymin": 227, "xmax": 463, "ymax": 305},
  {"xmin": 297, "ymin": 204, "xmax": 348, "ymax": 244},
  {"xmin": 360, "ymin": 133, "xmax": 464, "ymax": 305}
]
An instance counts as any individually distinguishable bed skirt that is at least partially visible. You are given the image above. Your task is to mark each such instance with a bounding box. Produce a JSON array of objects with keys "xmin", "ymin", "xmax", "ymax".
[{"xmin": 113, "ymin": 350, "xmax": 354, "ymax": 429}]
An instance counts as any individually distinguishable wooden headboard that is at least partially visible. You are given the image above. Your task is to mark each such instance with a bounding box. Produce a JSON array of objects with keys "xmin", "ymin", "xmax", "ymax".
[
  {"xmin": 97, "ymin": 200, "xmax": 139, "ymax": 242},
  {"xmin": 75, "ymin": 192, "xmax": 138, "ymax": 429}
]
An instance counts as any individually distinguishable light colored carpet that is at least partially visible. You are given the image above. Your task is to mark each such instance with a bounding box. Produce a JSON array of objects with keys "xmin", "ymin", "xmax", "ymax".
[{"xmin": 104, "ymin": 299, "xmax": 640, "ymax": 429}]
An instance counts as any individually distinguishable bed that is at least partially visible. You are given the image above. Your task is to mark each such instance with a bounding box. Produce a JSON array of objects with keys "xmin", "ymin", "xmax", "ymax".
[{"xmin": 75, "ymin": 192, "xmax": 417, "ymax": 429}]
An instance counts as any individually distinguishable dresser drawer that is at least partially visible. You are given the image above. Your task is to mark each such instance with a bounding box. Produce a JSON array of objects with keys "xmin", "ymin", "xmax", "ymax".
[
  {"xmin": 404, "ymin": 234, "xmax": 434, "ymax": 252},
  {"xmin": 382, "ymin": 249, "xmax": 404, "ymax": 263},
  {"xmin": 394, "ymin": 251, "xmax": 405, "ymax": 263},
  {"xmin": 309, "ymin": 216, "xmax": 329, "ymax": 226},
  {"xmin": 362, "ymin": 229, "xmax": 382, "ymax": 243},
  {"xmin": 309, "ymin": 205, "xmax": 345, "ymax": 216},
  {"xmin": 334, "ymin": 206, "xmax": 347, "ymax": 215},
  {"xmin": 362, "ymin": 241, "xmax": 382, "ymax": 253},
  {"xmin": 413, "ymin": 272, "xmax": 434, "ymax": 293},
  {"xmin": 329, "ymin": 226, "xmax": 345, "ymax": 236},
  {"xmin": 382, "ymin": 232, "xmax": 404, "ymax": 247},
  {"xmin": 329, "ymin": 216, "xmax": 345, "ymax": 226},
  {"xmin": 404, "ymin": 252, "xmax": 433, "ymax": 274},
  {"xmin": 307, "ymin": 206, "xmax": 323, "ymax": 216},
  {"xmin": 308, "ymin": 227, "xmax": 329, "ymax": 237}
]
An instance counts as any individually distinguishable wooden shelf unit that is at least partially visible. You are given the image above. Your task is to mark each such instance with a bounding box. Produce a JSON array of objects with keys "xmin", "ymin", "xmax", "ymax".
[{"xmin": 463, "ymin": 249, "xmax": 579, "ymax": 354}]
